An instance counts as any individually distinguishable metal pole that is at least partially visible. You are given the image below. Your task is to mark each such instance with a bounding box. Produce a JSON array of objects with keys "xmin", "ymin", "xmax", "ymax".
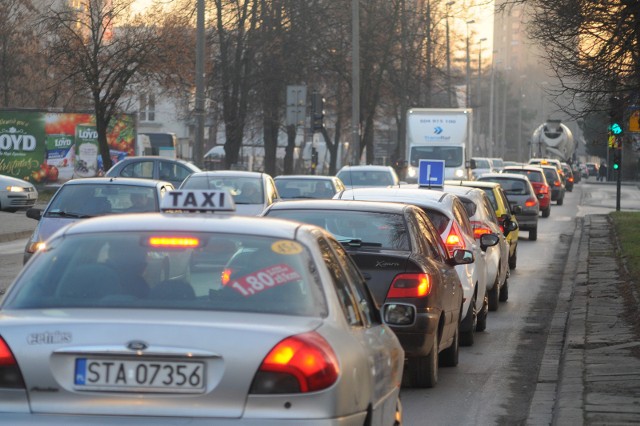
[
  {"xmin": 351, "ymin": 0, "xmax": 360, "ymax": 165},
  {"xmin": 194, "ymin": 0, "xmax": 205, "ymax": 168},
  {"xmin": 465, "ymin": 20, "xmax": 475, "ymax": 108},
  {"xmin": 445, "ymin": 1, "xmax": 455, "ymax": 108},
  {"xmin": 488, "ymin": 56, "xmax": 495, "ymax": 157},
  {"xmin": 477, "ymin": 37, "xmax": 486, "ymax": 155}
]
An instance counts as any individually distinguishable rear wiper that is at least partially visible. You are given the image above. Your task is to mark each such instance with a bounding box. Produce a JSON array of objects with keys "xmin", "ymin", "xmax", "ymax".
[
  {"xmin": 47, "ymin": 210, "xmax": 92, "ymax": 218},
  {"xmin": 338, "ymin": 239, "xmax": 382, "ymax": 248}
]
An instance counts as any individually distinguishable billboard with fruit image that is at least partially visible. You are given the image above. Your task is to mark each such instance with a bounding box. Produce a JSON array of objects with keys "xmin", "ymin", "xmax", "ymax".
[{"xmin": 0, "ymin": 110, "xmax": 135, "ymax": 185}]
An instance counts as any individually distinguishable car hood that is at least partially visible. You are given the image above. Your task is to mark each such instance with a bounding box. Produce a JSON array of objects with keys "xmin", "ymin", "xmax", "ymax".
[
  {"xmin": 1, "ymin": 175, "xmax": 35, "ymax": 188},
  {"xmin": 32, "ymin": 217, "xmax": 80, "ymax": 242}
]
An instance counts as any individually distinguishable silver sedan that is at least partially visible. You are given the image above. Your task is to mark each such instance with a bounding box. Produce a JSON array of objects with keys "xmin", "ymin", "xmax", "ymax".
[{"xmin": 0, "ymin": 192, "xmax": 404, "ymax": 425}]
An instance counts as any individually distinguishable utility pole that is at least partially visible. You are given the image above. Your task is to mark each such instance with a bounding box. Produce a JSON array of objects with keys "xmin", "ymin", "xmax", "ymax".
[
  {"xmin": 194, "ymin": 0, "xmax": 205, "ymax": 168},
  {"xmin": 477, "ymin": 37, "xmax": 486, "ymax": 154},
  {"xmin": 465, "ymin": 20, "xmax": 475, "ymax": 108},
  {"xmin": 351, "ymin": 0, "xmax": 360, "ymax": 165},
  {"xmin": 445, "ymin": 1, "xmax": 455, "ymax": 108}
]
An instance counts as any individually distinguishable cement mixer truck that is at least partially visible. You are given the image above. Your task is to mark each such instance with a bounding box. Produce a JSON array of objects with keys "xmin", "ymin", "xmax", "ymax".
[{"xmin": 530, "ymin": 119, "xmax": 576, "ymax": 162}]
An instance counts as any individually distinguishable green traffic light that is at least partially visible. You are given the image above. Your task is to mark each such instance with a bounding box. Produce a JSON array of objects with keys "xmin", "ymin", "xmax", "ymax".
[
  {"xmin": 609, "ymin": 123, "xmax": 622, "ymax": 135},
  {"xmin": 613, "ymin": 163, "xmax": 620, "ymax": 170}
]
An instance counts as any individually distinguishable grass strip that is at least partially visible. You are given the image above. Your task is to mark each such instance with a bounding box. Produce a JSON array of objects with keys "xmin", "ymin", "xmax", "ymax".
[{"xmin": 610, "ymin": 211, "xmax": 640, "ymax": 280}]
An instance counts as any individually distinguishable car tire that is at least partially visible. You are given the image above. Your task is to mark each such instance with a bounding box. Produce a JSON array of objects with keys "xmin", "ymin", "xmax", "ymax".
[
  {"xmin": 509, "ymin": 247, "xmax": 517, "ymax": 269},
  {"xmin": 439, "ymin": 323, "xmax": 459, "ymax": 367},
  {"xmin": 459, "ymin": 297, "xmax": 476, "ymax": 347},
  {"xmin": 410, "ymin": 332, "xmax": 438, "ymax": 388},
  {"xmin": 529, "ymin": 227, "xmax": 538, "ymax": 241},
  {"xmin": 476, "ymin": 291, "xmax": 488, "ymax": 332},
  {"xmin": 499, "ymin": 278, "xmax": 509, "ymax": 302},
  {"xmin": 488, "ymin": 281, "xmax": 500, "ymax": 312},
  {"xmin": 557, "ymin": 196, "xmax": 564, "ymax": 206},
  {"xmin": 541, "ymin": 207, "xmax": 550, "ymax": 218}
]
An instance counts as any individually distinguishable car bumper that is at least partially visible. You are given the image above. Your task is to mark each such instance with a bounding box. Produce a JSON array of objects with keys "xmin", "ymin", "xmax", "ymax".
[
  {"xmin": 392, "ymin": 311, "xmax": 439, "ymax": 357},
  {"xmin": 550, "ymin": 188, "xmax": 563, "ymax": 200},
  {"xmin": 515, "ymin": 213, "xmax": 538, "ymax": 230},
  {"xmin": 0, "ymin": 413, "xmax": 368, "ymax": 426}
]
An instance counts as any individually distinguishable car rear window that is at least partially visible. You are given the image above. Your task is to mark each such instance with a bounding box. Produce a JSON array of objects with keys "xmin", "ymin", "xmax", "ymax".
[
  {"xmin": 505, "ymin": 169, "xmax": 543, "ymax": 183},
  {"xmin": 275, "ymin": 179, "xmax": 335, "ymax": 199},
  {"xmin": 479, "ymin": 177, "xmax": 530, "ymax": 196},
  {"xmin": 266, "ymin": 209, "xmax": 410, "ymax": 251},
  {"xmin": 4, "ymin": 232, "xmax": 327, "ymax": 317},
  {"xmin": 337, "ymin": 170, "xmax": 395, "ymax": 186},
  {"xmin": 182, "ymin": 176, "xmax": 264, "ymax": 204},
  {"xmin": 46, "ymin": 184, "xmax": 158, "ymax": 216}
]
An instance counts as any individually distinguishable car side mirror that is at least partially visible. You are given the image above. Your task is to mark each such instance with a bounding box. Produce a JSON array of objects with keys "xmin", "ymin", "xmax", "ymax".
[
  {"xmin": 448, "ymin": 248, "xmax": 474, "ymax": 266},
  {"xmin": 480, "ymin": 233, "xmax": 500, "ymax": 251},
  {"xmin": 26, "ymin": 208, "xmax": 42, "ymax": 221},
  {"xmin": 382, "ymin": 303, "xmax": 416, "ymax": 326}
]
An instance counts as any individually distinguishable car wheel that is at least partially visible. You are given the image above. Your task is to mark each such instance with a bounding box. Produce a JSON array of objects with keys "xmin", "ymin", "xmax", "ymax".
[
  {"xmin": 541, "ymin": 207, "xmax": 551, "ymax": 218},
  {"xmin": 410, "ymin": 332, "xmax": 438, "ymax": 388},
  {"xmin": 439, "ymin": 322, "xmax": 459, "ymax": 367},
  {"xmin": 476, "ymin": 291, "xmax": 488, "ymax": 332},
  {"xmin": 499, "ymin": 278, "xmax": 509, "ymax": 302},
  {"xmin": 509, "ymin": 246, "xmax": 517, "ymax": 270},
  {"xmin": 557, "ymin": 196, "xmax": 564, "ymax": 206},
  {"xmin": 488, "ymin": 281, "xmax": 500, "ymax": 312},
  {"xmin": 459, "ymin": 297, "xmax": 476, "ymax": 347},
  {"xmin": 529, "ymin": 227, "xmax": 538, "ymax": 241}
]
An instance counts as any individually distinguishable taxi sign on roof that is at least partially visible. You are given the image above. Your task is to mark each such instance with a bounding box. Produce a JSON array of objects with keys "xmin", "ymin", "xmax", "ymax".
[{"xmin": 161, "ymin": 190, "xmax": 236, "ymax": 212}]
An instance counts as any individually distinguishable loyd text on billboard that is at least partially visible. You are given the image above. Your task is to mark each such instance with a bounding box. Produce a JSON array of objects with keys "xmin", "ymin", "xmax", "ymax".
[{"xmin": 0, "ymin": 111, "xmax": 136, "ymax": 185}]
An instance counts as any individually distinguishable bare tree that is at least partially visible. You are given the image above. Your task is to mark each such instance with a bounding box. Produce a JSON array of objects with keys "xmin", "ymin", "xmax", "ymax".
[
  {"xmin": 40, "ymin": 0, "xmax": 180, "ymax": 170},
  {"xmin": 0, "ymin": 0, "xmax": 50, "ymax": 107}
]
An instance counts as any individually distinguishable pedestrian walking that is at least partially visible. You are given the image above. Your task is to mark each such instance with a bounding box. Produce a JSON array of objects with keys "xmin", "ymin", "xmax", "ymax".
[{"xmin": 598, "ymin": 161, "xmax": 607, "ymax": 181}]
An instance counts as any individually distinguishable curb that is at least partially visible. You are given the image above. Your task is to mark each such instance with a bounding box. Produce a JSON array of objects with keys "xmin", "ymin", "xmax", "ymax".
[
  {"xmin": 0, "ymin": 230, "xmax": 33, "ymax": 244},
  {"xmin": 526, "ymin": 215, "xmax": 585, "ymax": 425}
]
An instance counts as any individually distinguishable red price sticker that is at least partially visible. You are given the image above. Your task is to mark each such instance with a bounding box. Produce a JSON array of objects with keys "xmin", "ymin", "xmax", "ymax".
[{"xmin": 228, "ymin": 264, "xmax": 302, "ymax": 297}]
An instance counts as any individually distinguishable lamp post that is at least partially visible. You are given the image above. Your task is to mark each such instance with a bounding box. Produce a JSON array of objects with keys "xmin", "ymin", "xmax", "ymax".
[
  {"xmin": 488, "ymin": 55, "xmax": 499, "ymax": 157},
  {"xmin": 445, "ymin": 1, "xmax": 455, "ymax": 108},
  {"xmin": 351, "ymin": 0, "xmax": 360, "ymax": 165},
  {"xmin": 465, "ymin": 20, "xmax": 475, "ymax": 108},
  {"xmin": 477, "ymin": 37, "xmax": 486, "ymax": 154},
  {"xmin": 194, "ymin": 0, "xmax": 205, "ymax": 168}
]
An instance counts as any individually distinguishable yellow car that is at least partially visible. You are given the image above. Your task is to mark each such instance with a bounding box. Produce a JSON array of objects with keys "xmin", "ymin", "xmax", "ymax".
[{"xmin": 446, "ymin": 180, "xmax": 519, "ymax": 269}]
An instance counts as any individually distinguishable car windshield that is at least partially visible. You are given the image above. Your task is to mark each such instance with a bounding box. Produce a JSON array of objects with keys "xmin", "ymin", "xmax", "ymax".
[
  {"xmin": 275, "ymin": 179, "xmax": 335, "ymax": 199},
  {"xmin": 266, "ymin": 209, "xmax": 410, "ymax": 251},
  {"xmin": 409, "ymin": 146, "xmax": 463, "ymax": 167},
  {"xmin": 46, "ymin": 184, "xmax": 158, "ymax": 216},
  {"xmin": 337, "ymin": 170, "xmax": 395, "ymax": 187},
  {"xmin": 4, "ymin": 232, "xmax": 327, "ymax": 317},
  {"xmin": 181, "ymin": 176, "xmax": 264, "ymax": 204}
]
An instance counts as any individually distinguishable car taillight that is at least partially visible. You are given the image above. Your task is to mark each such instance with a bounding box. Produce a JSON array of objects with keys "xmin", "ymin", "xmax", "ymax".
[
  {"xmin": 387, "ymin": 273, "xmax": 432, "ymax": 298},
  {"xmin": 554, "ymin": 180, "xmax": 561, "ymax": 187},
  {"xmin": 540, "ymin": 185, "xmax": 549, "ymax": 194},
  {"xmin": 0, "ymin": 336, "xmax": 25, "ymax": 389},
  {"xmin": 250, "ymin": 332, "xmax": 339, "ymax": 394},
  {"xmin": 471, "ymin": 221, "xmax": 493, "ymax": 239},
  {"xmin": 444, "ymin": 222, "xmax": 465, "ymax": 257},
  {"xmin": 525, "ymin": 197, "xmax": 538, "ymax": 207},
  {"xmin": 568, "ymin": 177, "xmax": 574, "ymax": 183}
]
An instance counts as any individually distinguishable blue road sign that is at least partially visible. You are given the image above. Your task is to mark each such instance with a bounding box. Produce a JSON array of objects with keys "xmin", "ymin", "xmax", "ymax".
[{"xmin": 418, "ymin": 159, "xmax": 445, "ymax": 187}]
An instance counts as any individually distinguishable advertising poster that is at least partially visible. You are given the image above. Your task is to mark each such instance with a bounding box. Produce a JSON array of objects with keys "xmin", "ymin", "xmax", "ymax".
[{"xmin": 0, "ymin": 111, "xmax": 136, "ymax": 185}]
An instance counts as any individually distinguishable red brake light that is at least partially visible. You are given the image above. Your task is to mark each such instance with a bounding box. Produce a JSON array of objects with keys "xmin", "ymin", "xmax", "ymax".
[
  {"xmin": 525, "ymin": 197, "xmax": 538, "ymax": 207},
  {"xmin": 554, "ymin": 180, "xmax": 561, "ymax": 187},
  {"xmin": 444, "ymin": 222, "xmax": 465, "ymax": 257},
  {"xmin": 148, "ymin": 236, "xmax": 200, "ymax": 248},
  {"xmin": 0, "ymin": 336, "xmax": 25, "ymax": 389},
  {"xmin": 471, "ymin": 221, "xmax": 492, "ymax": 239},
  {"xmin": 387, "ymin": 273, "xmax": 432, "ymax": 298},
  {"xmin": 251, "ymin": 332, "xmax": 339, "ymax": 394},
  {"xmin": 568, "ymin": 177, "xmax": 574, "ymax": 182},
  {"xmin": 540, "ymin": 185, "xmax": 549, "ymax": 194}
]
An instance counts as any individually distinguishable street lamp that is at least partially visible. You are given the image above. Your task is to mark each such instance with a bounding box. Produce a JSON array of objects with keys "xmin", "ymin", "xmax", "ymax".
[
  {"xmin": 445, "ymin": 1, "xmax": 455, "ymax": 108},
  {"xmin": 477, "ymin": 37, "xmax": 486, "ymax": 154},
  {"xmin": 465, "ymin": 20, "xmax": 475, "ymax": 108},
  {"xmin": 351, "ymin": 0, "xmax": 360, "ymax": 165}
]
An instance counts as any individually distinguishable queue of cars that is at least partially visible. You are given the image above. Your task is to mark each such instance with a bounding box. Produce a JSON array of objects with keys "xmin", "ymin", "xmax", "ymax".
[{"xmin": 2, "ymin": 159, "xmax": 573, "ymax": 423}]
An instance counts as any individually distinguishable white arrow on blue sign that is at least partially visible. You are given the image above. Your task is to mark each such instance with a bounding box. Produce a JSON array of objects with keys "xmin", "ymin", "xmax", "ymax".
[{"xmin": 418, "ymin": 159, "xmax": 445, "ymax": 187}]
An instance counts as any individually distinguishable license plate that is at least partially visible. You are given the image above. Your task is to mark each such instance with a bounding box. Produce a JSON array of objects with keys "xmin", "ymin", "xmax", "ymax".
[{"xmin": 74, "ymin": 358, "xmax": 205, "ymax": 393}]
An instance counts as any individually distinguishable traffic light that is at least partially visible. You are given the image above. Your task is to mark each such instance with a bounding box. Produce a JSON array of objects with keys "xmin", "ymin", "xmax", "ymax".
[
  {"xmin": 612, "ymin": 151, "xmax": 621, "ymax": 170},
  {"xmin": 311, "ymin": 92, "xmax": 324, "ymax": 132}
]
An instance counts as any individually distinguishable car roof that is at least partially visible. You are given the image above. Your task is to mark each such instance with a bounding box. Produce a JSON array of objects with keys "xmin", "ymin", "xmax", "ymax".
[
  {"xmin": 274, "ymin": 175, "xmax": 337, "ymax": 181},
  {"xmin": 55, "ymin": 212, "xmax": 301, "ymax": 240},
  {"xmin": 188, "ymin": 170, "xmax": 266, "ymax": 178},
  {"xmin": 442, "ymin": 185, "xmax": 485, "ymax": 199},
  {"xmin": 115, "ymin": 156, "xmax": 201, "ymax": 168},
  {"xmin": 479, "ymin": 172, "xmax": 531, "ymax": 181},
  {"xmin": 58, "ymin": 177, "xmax": 171, "ymax": 188},
  {"xmin": 503, "ymin": 165, "xmax": 544, "ymax": 172},
  {"xmin": 338, "ymin": 187, "xmax": 457, "ymax": 212},
  {"xmin": 337, "ymin": 165, "xmax": 395, "ymax": 172},
  {"xmin": 445, "ymin": 180, "xmax": 500, "ymax": 189},
  {"xmin": 266, "ymin": 199, "xmax": 413, "ymax": 214}
]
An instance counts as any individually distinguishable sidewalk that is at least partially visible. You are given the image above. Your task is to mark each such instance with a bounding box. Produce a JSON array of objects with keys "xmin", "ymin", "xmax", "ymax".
[{"xmin": 527, "ymin": 214, "xmax": 640, "ymax": 425}]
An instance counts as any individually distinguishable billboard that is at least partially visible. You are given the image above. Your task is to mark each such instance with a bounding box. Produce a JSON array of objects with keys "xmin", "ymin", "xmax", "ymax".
[{"xmin": 0, "ymin": 111, "xmax": 136, "ymax": 185}]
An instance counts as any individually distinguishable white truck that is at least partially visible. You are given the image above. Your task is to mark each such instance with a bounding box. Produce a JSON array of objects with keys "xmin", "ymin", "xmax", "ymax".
[
  {"xmin": 530, "ymin": 119, "xmax": 575, "ymax": 162},
  {"xmin": 404, "ymin": 108, "xmax": 473, "ymax": 183}
]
